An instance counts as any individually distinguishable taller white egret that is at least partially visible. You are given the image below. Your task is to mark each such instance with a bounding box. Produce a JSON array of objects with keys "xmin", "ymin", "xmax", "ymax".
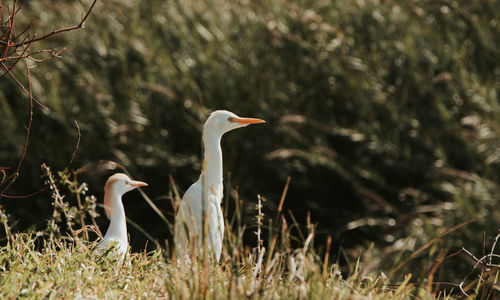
[
  {"xmin": 174, "ymin": 110, "xmax": 265, "ymax": 262},
  {"xmin": 98, "ymin": 173, "xmax": 148, "ymax": 257}
]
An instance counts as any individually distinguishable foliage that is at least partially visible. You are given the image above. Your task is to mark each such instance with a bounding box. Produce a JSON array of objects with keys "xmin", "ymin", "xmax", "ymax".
[
  {"xmin": 0, "ymin": 0, "xmax": 95, "ymax": 195},
  {"xmin": 0, "ymin": 173, "xmax": 449, "ymax": 299},
  {"xmin": 0, "ymin": 233, "xmax": 437, "ymax": 299},
  {"xmin": 1, "ymin": 0, "xmax": 500, "ymax": 286}
]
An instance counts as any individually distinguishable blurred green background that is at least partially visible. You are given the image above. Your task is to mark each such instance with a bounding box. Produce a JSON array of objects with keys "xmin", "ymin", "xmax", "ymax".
[{"xmin": 1, "ymin": 0, "xmax": 500, "ymax": 279}]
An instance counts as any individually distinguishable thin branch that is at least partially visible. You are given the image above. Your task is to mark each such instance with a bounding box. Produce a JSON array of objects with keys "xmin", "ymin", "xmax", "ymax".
[
  {"xmin": 13, "ymin": 0, "xmax": 26, "ymax": 16},
  {"xmin": 12, "ymin": 14, "xmax": 32, "ymax": 41},
  {"xmin": 16, "ymin": 56, "xmax": 33, "ymax": 175},
  {"xmin": 66, "ymin": 120, "xmax": 81, "ymax": 170},
  {"xmin": 458, "ymin": 231, "xmax": 500, "ymax": 298},
  {"xmin": 1, "ymin": 0, "xmax": 17, "ymax": 58},
  {"xmin": 0, "ymin": 0, "xmax": 98, "ymax": 196},
  {"xmin": 0, "ymin": 61, "xmax": 46, "ymax": 108},
  {"xmin": 12, "ymin": 0, "xmax": 98, "ymax": 47},
  {"xmin": 0, "ymin": 56, "xmax": 33, "ymax": 195},
  {"xmin": 0, "ymin": 118, "xmax": 81, "ymax": 199},
  {"xmin": 0, "ymin": 187, "xmax": 46, "ymax": 198},
  {"xmin": 489, "ymin": 230, "xmax": 500, "ymax": 266},
  {"xmin": 26, "ymin": 48, "xmax": 69, "ymax": 62},
  {"xmin": 0, "ymin": 47, "xmax": 69, "ymax": 62},
  {"xmin": 0, "ymin": 37, "xmax": 33, "ymax": 78}
]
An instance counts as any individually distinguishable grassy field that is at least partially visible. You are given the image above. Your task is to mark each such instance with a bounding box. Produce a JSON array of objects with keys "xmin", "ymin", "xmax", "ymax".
[
  {"xmin": 2, "ymin": 0, "xmax": 500, "ymax": 298},
  {"xmin": 0, "ymin": 219, "xmax": 437, "ymax": 299},
  {"xmin": 0, "ymin": 236, "xmax": 419, "ymax": 299},
  {"xmin": 0, "ymin": 168, "xmax": 491, "ymax": 299}
]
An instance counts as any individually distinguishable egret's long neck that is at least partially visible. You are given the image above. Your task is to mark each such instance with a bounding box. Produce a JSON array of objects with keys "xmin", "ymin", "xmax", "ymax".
[
  {"xmin": 202, "ymin": 128, "xmax": 223, "ymax": 202},
  {"xmin": 104, "ymin": 189, "xmax": 127, "ymax": 241}
]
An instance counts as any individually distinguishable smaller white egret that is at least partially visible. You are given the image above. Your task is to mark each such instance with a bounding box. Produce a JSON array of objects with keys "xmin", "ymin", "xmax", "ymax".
[
  {"xmin": 98, "ymin": 173, "xmax": 148, "ymax": 257},
  {"xmin": 175, "ymin": 110, "xmax": 265, "ymax": 262}
]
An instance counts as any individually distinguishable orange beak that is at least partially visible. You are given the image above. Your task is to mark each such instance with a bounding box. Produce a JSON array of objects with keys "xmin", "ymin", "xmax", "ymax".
[
  {"xmin": 232, "ymin": 117, "xmax": 266, "ymax": 125},
  {"xmin": 129, "ymin": 180, "xmax": 148, "ymax": 188}
]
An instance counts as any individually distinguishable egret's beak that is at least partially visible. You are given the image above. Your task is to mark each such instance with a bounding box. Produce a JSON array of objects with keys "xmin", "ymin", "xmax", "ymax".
[
  {"xmin": 232, "ymin": 117, "xmax": 266, "ymax": 125},
  {"xmin": 129, "ymin": 180, "xmax": 148, "ymax": 188}
]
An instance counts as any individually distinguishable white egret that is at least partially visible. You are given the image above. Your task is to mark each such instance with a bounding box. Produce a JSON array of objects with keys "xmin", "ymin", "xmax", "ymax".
[
  {"xmin": 174, "ymin": 110, "xmax": 265, "ymax": 262},
  {"xmin": 98, "ymin": 173, "xmax": 148, "ymax": 257}
]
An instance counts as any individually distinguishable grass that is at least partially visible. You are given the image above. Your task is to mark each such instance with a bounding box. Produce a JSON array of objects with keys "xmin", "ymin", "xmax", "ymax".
[
  {"xmin": 2, "ymin": 2, "xmax": 500, "ymax": 288},
  {"xmin": 0, "ymin": 233, "xmax": 439, "ymax": 299},
  {"xmin": 1, "ymin": 2, "xmax": 500, "ymax": 297},
  {"xmin": 1, "ymin": 167, "xmax": 498, "ymax": 299},
  {"xmin": 0, "ymin": 167, "xmax": 452, "ymax": 299}
]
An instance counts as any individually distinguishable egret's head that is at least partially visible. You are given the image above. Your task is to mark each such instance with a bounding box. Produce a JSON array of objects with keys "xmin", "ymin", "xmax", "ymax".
[
  {"xmin": 204, "ymin": 110, "xmax": 265, "ymax": 135},
  {"xmin": 104, "ymin": 173, "xmax": 148, "ymax": 218}
]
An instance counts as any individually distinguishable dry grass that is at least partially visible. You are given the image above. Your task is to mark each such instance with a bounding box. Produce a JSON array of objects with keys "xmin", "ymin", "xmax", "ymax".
[
  {"xmin": 0, "ymin": 232, "xmax": 444, "ymax": 299},
  {"xmin": 0, "ymin": 167, "xmax": 450, "ymax": 300}
]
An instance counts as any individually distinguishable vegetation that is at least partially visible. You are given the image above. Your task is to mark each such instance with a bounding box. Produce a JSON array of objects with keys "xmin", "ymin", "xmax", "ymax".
[
  {"xmin": 0, "ymin": 233, "xmax": 432, "ymax": 299},
  {"xmin": 1, "ymin": 0, "xmax": 500, "ymax": 298},
  {"xmin": 0, "ymin": 171, "xmax": 442, "ymax": 299}
]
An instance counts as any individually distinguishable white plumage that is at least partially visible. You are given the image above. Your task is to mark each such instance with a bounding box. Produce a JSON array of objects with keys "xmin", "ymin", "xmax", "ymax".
[
  {"xmin": 174, "ymin": 110, "xmax": 265, "ymax": 262},
  {"xmin": 97, "ymin": 173, "xmax": 148, "ymax": 257}
]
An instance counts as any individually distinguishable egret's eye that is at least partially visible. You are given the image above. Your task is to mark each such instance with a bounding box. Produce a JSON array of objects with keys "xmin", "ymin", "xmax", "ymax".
[
  {"xmin": 125, "ymin": 181, "xmax": 131, "ymax": 185},
  {"xmin": 228, "ymin": 117, "xmax": 235, "ymax": 122}
]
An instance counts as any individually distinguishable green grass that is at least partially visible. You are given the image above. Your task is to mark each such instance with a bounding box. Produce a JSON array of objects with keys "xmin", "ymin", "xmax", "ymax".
[
  {"xmin": 0, "ymin": 233, "xmax": 440, "ymax": 299},
  {"xmin": 0, "ymin": 168, "xmax": 450, "ymax": 299}
]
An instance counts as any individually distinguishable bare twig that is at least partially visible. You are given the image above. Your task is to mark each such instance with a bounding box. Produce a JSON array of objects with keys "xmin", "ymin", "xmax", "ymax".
[
  {"xmin": 0, "ymin": 56, "xmax": 33, "ymax": 195},
  {"xmin": 0, "ymin": 48, "xmax": 70, "ymax": 63},
  {"xmin": 67, "ymin": 121, "xmax": 81, "ymax": 171},
  {"xmin": 12, "ymin": 0, "xmax": 98, "ymax": 47},
  {"xmin": 0, "ymin": 36, "xmax": 32, "ymax": 79},
  {"xmin": 15, "ymin": 19, "xmax": 34, "ymax": 41},
  {"xmin": 0, "ymin": 188, "xmax": 46, "ymax": 199},
  {"xmin": 0, "ymin": 61, "xmax": 45, "ymax": 107},
  {"xmin": 489, "ymin": 230, "xmax": 500, "ymax": 266},
  {"xmin": 0, "ymin": 0, "xmax": 97, "ymax": 196},
  {"xmin": 0, "ymin": 118, "xmax": 82, "ymax": 199},
  {"xmin": 458, "ymin": 230, "xmax": 500, "ymax": 299}
]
